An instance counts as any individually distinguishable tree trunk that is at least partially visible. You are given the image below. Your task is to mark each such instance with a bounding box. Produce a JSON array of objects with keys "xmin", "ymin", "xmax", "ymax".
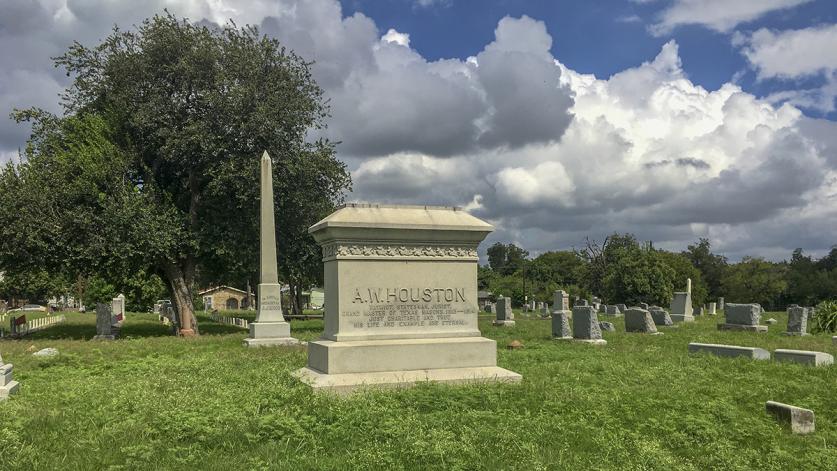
[{"xmin": 163, "ymin": 260, "xmax": 198, "ymax": 337}]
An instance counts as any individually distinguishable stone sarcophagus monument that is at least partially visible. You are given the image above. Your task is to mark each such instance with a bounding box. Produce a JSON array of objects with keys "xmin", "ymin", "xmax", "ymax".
[{"xmin": 295, "ymin": 204, "xmax": 521, "ymax": 393}]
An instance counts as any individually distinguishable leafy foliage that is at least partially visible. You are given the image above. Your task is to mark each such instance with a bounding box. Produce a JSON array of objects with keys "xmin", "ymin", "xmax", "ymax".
[{"xmin": 810, "ymin": 300, "xmax": 837, "ymax": 334}]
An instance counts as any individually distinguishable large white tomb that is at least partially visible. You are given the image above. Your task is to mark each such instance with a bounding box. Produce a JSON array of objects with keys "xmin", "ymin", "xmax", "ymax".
[{"xmin": 294, "ymin": 204, "xmax": 522, "ymax": 393}]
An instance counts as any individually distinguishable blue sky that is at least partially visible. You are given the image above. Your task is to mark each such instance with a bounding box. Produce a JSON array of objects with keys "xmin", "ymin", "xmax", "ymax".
[
  {"xmin": 1, "ymin": 0, "xmax": 836, "ymax": 260},
  {"xmin": 341, "ymin": 0, "xmax": 837, "ymax": 120}
]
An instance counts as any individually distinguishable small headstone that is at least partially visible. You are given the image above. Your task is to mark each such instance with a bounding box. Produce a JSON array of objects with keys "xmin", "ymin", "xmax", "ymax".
[
  {"xmin": 708, "ymin": 302, "xmax": 717, "ymax": 315},
  {"xmin": 766, "ymin": 318, "xmax": 777, "ymax": 325},
  {"xmin": 483, "ymin": 304, "xmax": 492, "ymax": 313},
  {"xmin": 670, "ymin": 292, "xmax": 694, "ymax": 322},
  {"xmin": 624, "ymin": 308, "xmax": 659, "ymax": 334},
  {"xmin": 33, "ymin": 348, "xmax": 59, "ymax": 357},
  {"xmin": 0, "ymin": 352, "xmax": 20, "ymax": 401},
  {"xmin": 598, "ymin": 304, "xmax": 607, "ymax": 313},
  {"xmin": 718, "ymin": 303, "xmax": 767, "ymax": 332},
  {"xmin": 575, "ymin": 299, "xmax": 588, "ymax": 307},
  {"xmin": 718, "ymin": 297, "xmax": 724, "ymax": 310},
  {"xmin": 572, "ymin": 306, "xmax": 606, "ymax": 344},
  {"xmin": 638, "ymin": 302, "xmax": 649, "ymax": 310},
  {"xmin": 648, "ymin": 307, "xmax": 673, "ymax": 326},
  {"xmin": 540, "ymin": 304, "xmax": 550, "ymax": 318},
  {"xmin": 774, "ymin": 349, "xmax": 833, "ymax": 367},
  {"xmin": 783, "ymin": 306, "xmax": 809, "ymax": 336},
  {"xmin": 493, "ymin": 296, "xmax": 515, "ymax": 327},
  {"xmin": 536, "ymin": 302, "xmax": 544, "ymax": 311},
  {"xmin": 688, "ymin": 343, "xmax": 770, "ymax": 360},
  {"xmin": 599, "ymin": 321, "xmax": 616, "ymax": 332},
  {"xmin": 605, "ymin": 305, "xmax": 622, "ymax": 317},
  {"xmin": 615, "ymin": 304, "xmax": 627, "ymax": 312},
  {"xmin": 766, "ymin": 401, "xmax": 815, "ymax": 434}
]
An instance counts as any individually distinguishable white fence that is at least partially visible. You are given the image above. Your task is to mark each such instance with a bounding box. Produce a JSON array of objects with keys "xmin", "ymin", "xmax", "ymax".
[
  {"xmin": 1, "ymin": 314, "xmax": 67, "ymax": 337},
  {"xmin": 207, "ymin": 311, "xmax": 249, "ymax": 329}
]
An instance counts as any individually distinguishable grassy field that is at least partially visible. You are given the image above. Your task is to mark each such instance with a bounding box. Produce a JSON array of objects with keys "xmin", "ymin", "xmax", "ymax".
[{"xmin": 0, "ymin": 309, "xmax": 835, "ymax": 470}]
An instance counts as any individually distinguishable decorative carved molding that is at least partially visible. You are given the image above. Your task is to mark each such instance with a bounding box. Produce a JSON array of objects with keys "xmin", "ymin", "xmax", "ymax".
[{"xmin": 321, "ymin": 242, "xmax": 478, "ymax": 260}]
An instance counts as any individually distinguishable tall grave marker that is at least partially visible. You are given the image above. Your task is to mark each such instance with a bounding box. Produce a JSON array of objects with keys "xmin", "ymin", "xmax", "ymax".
[
  {"xmin": 243, "ymin": 152, "xmax": 299, "ymax": 347},
  {"xmin": 295, "ymin": 204, "xmax": 521, "ymax": 393}
]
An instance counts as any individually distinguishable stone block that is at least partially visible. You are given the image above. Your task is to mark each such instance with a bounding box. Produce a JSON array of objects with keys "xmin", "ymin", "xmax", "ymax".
[
  {"xmin": 496, "ymin": 296, "xmax": 513, "ymax": 321},
  {"xmin": 624, "ymin": 308, "xmax": 659, "ymax": 334},
  {"xmin": 649, "ymin": 307, "xmax": 673, "ymax": 326},
  {"xmin": 572, "ymin": 306, "xmax": 603, "ymax": 341},
  {"xmin": 717, "ymin": 323, "xmax": 768, "ymax": 332},
  {"xmin": 670, "ymin": 292, "xmax": 694, "ymax": 322},
  {"xmin": 599, "ymin": 321, "xmax": 615, "ymax": 332},
  {"xmin": 551, "ymin": 311, "xmax": 572, "ymax": 339},
  {"xmin": 638, "ymin": 302, "xmax": 649, "ymax": 310},
  {"xmin": 605, "ymin": 305, "xmax": 622, "ymax": 317},
  {"xmin": 766, "ymin": 401, "xmax": 815, "ymax": 434},
  {"xmin": 687, "ymin": 342, "xmax": 770, "ymax": 360},
  {"xmin": 553, "ymin": 290, "xmax": 569, "ymax": 311},
  {"xmin": 773, "ymin": 349, "xmax": 833, "ymax": 367},
  {"xmin": 724, "ymin": 303, "xmax": 761, "ymax": 326},
  {"xmin": 784, "ymin": 306, "xmax": 809, "ymax": 336},
  {"xmin": 616, "ymin": 304, "xmax": 627, "ymax": 312},
  {"xmin": 575, "ymin": 299, "xmax": 588, "ymax": 307}
]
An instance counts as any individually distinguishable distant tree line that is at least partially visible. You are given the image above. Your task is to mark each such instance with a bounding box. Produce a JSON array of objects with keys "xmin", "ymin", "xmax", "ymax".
[{"xmin": 479, "ymin": 236, "xmax": 837, "ymax": 310}]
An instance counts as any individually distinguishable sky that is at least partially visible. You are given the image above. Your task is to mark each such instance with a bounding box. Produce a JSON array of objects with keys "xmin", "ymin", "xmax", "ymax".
[{"xmin": 1, "ymin": 0, "xmax": 836, "ymax": 262}]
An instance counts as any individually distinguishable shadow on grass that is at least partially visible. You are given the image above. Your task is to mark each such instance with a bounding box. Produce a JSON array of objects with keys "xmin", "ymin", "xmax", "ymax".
[{"xmin": 197, "ymin": 323, "xmax": 248, "ymax": 336}]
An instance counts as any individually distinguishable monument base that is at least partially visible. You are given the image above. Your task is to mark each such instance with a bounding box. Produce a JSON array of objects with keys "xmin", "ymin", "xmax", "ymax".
[
  {"xmin": 781, "ymin": 332, "xmax": 810, "ymax": 336},
  {"xmin": 492, "ymin": 320, "xmax": 516, "ymax": 327},
  {"xmin": 571, "ymin": 339, "xmax": 607, "ymax": 345},
  {"xmin": 243, "ymin": 321, "xmax": 299, "ymax": 347},
  {"xmin": 294, "ymin": 366, "xmax": 521, "ymax": 395},
  {"xmin": 92, "ymin": 335, "xmax": 115, "ymax": 340},
  {"xmin": 670, "ymin": 314, "xmax": 695, "ymax": 322},
  {"xmin": 297, "ymin": 337, "xmax": 521, "ymax": 393},
  {"xmin": 0, "ymin": 381, "xmax": 19, "ymax": 400},
  {"xmin": 717, "ymin": 324, "xmax": 768, "ymax": 332},
  {"xmin": 552, "ymin": 336, "xmax": 573, "ymax": 340}
]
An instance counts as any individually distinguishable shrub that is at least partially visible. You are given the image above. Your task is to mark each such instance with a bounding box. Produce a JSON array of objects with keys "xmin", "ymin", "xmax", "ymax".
[{"xmin": 810, "ymin": 300, "xmax": 837, "ymax": 333}]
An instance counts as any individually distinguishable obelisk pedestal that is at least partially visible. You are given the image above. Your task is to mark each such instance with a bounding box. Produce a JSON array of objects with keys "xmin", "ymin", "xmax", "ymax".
[{"xmin": 243, "ymin": 151, "xmax": 298, "ymax": 347}]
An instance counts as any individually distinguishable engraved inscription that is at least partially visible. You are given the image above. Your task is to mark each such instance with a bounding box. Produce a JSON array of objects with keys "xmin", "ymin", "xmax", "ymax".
[{"xmin": 344, "ymin": 286, "xmax": 470, "ymax": 331}]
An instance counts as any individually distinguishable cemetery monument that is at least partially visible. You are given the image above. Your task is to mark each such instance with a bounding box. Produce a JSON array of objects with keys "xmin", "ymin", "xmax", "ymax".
[{"xmin": 295, "ymin": 203, "xmax": 522, "ymax": 392}]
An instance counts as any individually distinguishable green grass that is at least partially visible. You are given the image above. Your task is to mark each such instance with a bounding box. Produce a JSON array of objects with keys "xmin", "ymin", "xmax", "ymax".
[
  {"xmin": 1, "ymin": 310, "xmax": 835, "ymax": 470},
  {"xmin": 205, "ymin": 308, "xmax": 323, "ymax": 322}
]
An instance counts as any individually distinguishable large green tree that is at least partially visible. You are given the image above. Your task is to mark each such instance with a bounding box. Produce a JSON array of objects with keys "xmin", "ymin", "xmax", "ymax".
[
  {"xmin": 683, "ymin": 238, "xmax": 727, "ymax": 299},
  {"xmin": 1, "ymin": 14, "xmax": 350, "ymax": 333},
  {"xmin": 722, "ymin": 257, "xmax": 787, "ymax": 309}
]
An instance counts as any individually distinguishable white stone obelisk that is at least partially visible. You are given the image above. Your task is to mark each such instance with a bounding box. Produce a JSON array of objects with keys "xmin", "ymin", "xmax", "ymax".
[
  {"xmin": 243, "ymin": 151, "xmax": 299, "ymax": 347},
  {"xmin": 687, "ymin": 278, "xmax": 692, "ymax": 295}
]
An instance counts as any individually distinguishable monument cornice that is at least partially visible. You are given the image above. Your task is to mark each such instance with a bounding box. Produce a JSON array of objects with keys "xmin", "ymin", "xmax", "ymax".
[{"xmin": 321, "ymin": 241, "xmax": 479, "ymax": 261}]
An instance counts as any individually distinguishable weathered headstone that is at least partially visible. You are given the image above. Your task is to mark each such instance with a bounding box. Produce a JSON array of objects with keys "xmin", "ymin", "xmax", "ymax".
[
  {"xmin": 708, "ymin": 302, "xmax": 717, "ymax": 315},
  {"xmin": 605, "ymin": 305, "xmax": 622, "ymax": 317},
  {"xmin": 572, "ymin": 306, "xmax": 606, "ymax": 344},
  {"xmin": 0, "ymin": 351, "xmax": 20, "ymax": 401},
  {"xmin": 599, "ymin": 321, "xmax": 616, "ymax": 332},
  {"xmin": 718, "ymin": 297, "xmax": 725, "ymax": 310},
  {"xmin": 624, "ymin": 308, "xmax": 659, "ymax": 334},
  {"xmin": 536, "ymin": 302, "xmax": 544, "ymax": 311},
  {"xmin": 540, "ymin": 304, "xmax": 550, "ymax": 318},
  {"xmin": 93, "ymin": 303, "xmax": 115, "ymax": 340},
  {"xmin": 766, "ymin": 401, "xmax": 815, "ymax": 434},
  {"xmin": 648, "ymin": 306, "xmax": 673, "ymax": 326},
  {"xmin": 638, "ymin": 302, "xmax": 649, "ymax": 310},
  {"xmin": 494, "ymin": 296, "xmax": 515, "ymax": 327},
  {"xmin": 244, "ymin": 152, "xmax": 299, "ymax": 347},
  {"xmin": 688, "ymin": 343, "xmax": 770, "ymax": 360},
  {"xmin": 670, "ymin": 292, "xmax": 694, "ymax": 322},
  {"xmin": 575, "ymin": 299, "xmax": 588, "ymax": 307},
  {"xmin": 553, "ymin": 290, "xmax": 569, "ymax": 311},
  {"xmin": 784, "ymin": 306, "xmax": 809, "ymax": 336},
  {"xmin": 111, "ymin": 294, "xmax": 126, "ymax": 325},
  {"xmin": 598, "ymin": 304, "xmax": 607, "ymax": 313},
  {"xmin": 295, "ymin": 204, "xmax": 521, "ymax": 392},
  {"xmin": 718, "ymin": 303, "xmax": 767, "ymax": 332},
  {"xmin": 774, "ymin": 349, "xmax": 833, "ymax": 366},
  {"xmin": 616, "ymin": 303, "xmax": 627, "ymax": 312},
  {"xmin": 551, "ymin": 310, "xmax": 572, "ymax": 339}
]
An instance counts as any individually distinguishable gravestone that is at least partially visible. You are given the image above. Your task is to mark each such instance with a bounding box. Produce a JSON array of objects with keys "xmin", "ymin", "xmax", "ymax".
[
  {"xmin": 708, "ymin": 302, "xmax": 717, "ymax": 315},
  {"xmin": 295, "ymin": 204, "xmax": 521, "ymax": 393},
  {"xmin": 598, "ymin": 304, "xmax": 607, "ymax": 313},
  {"xmin": 551, "ymin": 309, "xmax": 572, "ymax": 339},
  {"xmin": 766, "ymin": 401, "xmax": 815, "ymax": 434},
  {"xmin": 670, "ymin": 292, "xmax": 694, "ymax": 322},
  {"xmin": 605, "ymin": 305, "xmax": 622, "ymax": 317},
  {"xmin": 718, "ymin": 303, "xmax": 767, "ymax": 332},
  {"xmin": 494, "ymin": 296, "xmax": 515, "ymax": 327},
  {"xmin": 572, "ymin": 306, "xmax": 606, "ymax": 344},
  {"xmin": 624, "ymin": 308, "xmax": 659, "ymax": 334},
  {"xmin": 599, "ymin": 321, "xmax": 616, "ymax": 332},
  {"xmin": 111, "ymin": 294, "xmax": 126, "ymax": 325},
  {"xmin": 616, "ymin": 304, "xmax": 627, "ymax": 313},
  {"xmin": 575, "ymin": 299, "xmax": 588, "ymax": 307},
  {"xmin": 553, "ymin": 290, "xmax": 569, "ymax": 311},
  {"xmin": 93, "ymin": 303, "xmax": 115, "ymax": 340},
  {"xmin": 784, "ymin": 306, "xmax": 809, "ymax": 336},
  {"xmin": 0, "ymin": 351, "xmax": 20, "ymax": 401},
  {"xmin": 536, "ymin": 302, "xmax": 544, "ymax": 311},
  {"xmin": 244, "ymin": 152, "xmax": 299, "ymax": 347},
  {"xmin": 638, "ymin": 302, "xmax": 649, "ymax": 310},
  {"xmin": 540, "ymin": 304, "xmax": 550, "ymax": 318},
  {"xmin": 718, "ymin": 297, "xmax": 725, "ymax": 310},
  {"xmin": 648, "ymin": 306, "xmax": 673, "ymax": 326}
]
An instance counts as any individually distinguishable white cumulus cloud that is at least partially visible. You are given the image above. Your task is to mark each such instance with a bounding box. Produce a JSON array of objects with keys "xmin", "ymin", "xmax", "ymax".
[{"xmin": 650, "ymin": 0, "xmax": 812, "ymax": 35}]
